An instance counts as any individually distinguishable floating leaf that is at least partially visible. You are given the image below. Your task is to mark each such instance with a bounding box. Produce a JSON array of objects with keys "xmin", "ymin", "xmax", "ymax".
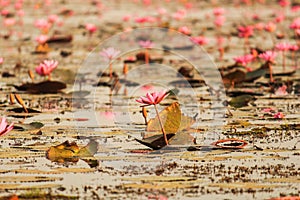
[
  {"xmin": 147, "ymin": 102, "xmax": 195, "ymax": 134},
  {"xmin": 222, "ymin": 69, "xmax": 246, "ymax": 87},
  {"xmin": 135, "ymin": 133, "xmax": 175, "ymax": 150},
  {"xmin": 169, "ymin": 79, "xmax": 205, "ymax": 88},
  {"xmin": 212, "ymin": 138, "xmax": 248, "ymax": 149},
  {"xmin": 245, "ymin": 67, "xmax": 267, "ymax": 82},
  {"xmin": 47, "ymin": 34, "xmax": 73, "ymax": 43},
  {"xmin": 228, "ymin": 94, "xmax": 256, "ymax": 108},
  {"xmin": 14, "ymin": 80, "xmax": 66, "ymax": 94},
  {"xmin": 46, "ymin": 140, "xmax": 98, "ymax": 165},
  {"xmin": 265, "ymin": 69, "xmax": 296, "ymax": 77},
  {"xmin": 14, "ymin": 122, "xmax": 44, "ymax": 131}
]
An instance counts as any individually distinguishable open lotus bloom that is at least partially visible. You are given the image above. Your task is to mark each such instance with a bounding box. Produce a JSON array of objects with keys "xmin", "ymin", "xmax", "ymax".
[
  {"xmin": 0, "ymin": 117, "xmax": 14, "ymax": 137},
  {"xmin": 258, "ymin": 51, "xmax": 277, "ymax": 63},
  {"xmin": 138, "ymin": 40, "xmax": 154, "ymax": 48},
  {"xmin": 136, "ymin": 91, "xmax": 168, "ymax": 105},
  {"xmin": 35, "ymin": 60, "xmax": 58, "ymax": 76},
  {"xmin": 100, "ymin": 47, "xmax": 120, "ymax": 61}
]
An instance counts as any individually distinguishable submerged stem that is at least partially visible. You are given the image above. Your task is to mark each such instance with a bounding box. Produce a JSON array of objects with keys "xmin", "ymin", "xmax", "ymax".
[{"xmin": 154, "ymin": 104, "xmax": 168, "ymax": 145}]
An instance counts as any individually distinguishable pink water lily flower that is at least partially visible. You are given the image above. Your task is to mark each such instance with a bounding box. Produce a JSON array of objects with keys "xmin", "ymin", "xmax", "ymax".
[
  {"xmin": 275, "ymin": 85, "xmax": 288, "ymax": 95},
  {"xmin": 136, "ymin": 91, "xmax": 168, "ymax": 105},
  {"xmin": 172, "ymin": 9, "xmax": 186, "ymax": 21},
  {"xmin": 34, "ymin": 19, "xmax": 51, "ymax": 30},
  {"xmin": 35, "ymin": 35, "xmax": 48, "ymax": 44},
  {"xmin": 35, "ymin": 59, "xmax": 58, "ymax": 77},
  {"xmin": 259, "ymin": 51, "xmax": 277, "ymax": 63},
  {"xmin": 100, "ymin": 47, "xmax": 120, "ymax": 62},
  {"xmin": 259, "ymin": 51, "xmax": 277, "ymax": 82},
  {"xmin": 289, "ymin": 45, "xmax": 299, "ymax": 51},
  {"xmin": 214, "ymin": 15, "xmax": 225, "ymax": 27},
  {"xmin": 139, "ymin": 40, "xmax": 154, "ymax": 48},
  {"xmin": 178, "ymin": 26, "xmax": 191, "ymax": 35},
  {"xmin": 85, "ymin": 23, "xmax": 97, "ymax": 34},
  {"xmin": 4, "ymin": 18, "xmax": 16, "ymax": 27},
  {"xmin": 136, "ymin": 90, "xmax": 169, "ymax": 145},
  {"xmin": 191, "ymin": 36, "xmax": 209, "ymax": 45},
  {"xmin": 274, "ymin": 112, "xmax": 284, "ymax": 119},
  {"xmin": 276, "ymin": 42, "xmax": 291, "ymax": 51},
  {"xmin": 234, "ymin": 54, "xmax": 254, "ymax": 66},
  {"xmin": 213, "ymin": 7, "xmax": 225, "ymax": 16},
  {"xmin": 0, "ymin": 117, "xmax": 14, "ymax": 137},
  {"xmin": 238, "ymin": 25, "xmax": 253, "ymax": 38},
  {"xmin": 279, "ymin": 0, "xmax": 290, "ymax": 7},
  {"xmin": 0, "ymin": 57, "xmax": 3, "ymax": 64},
  {"xmin": 48, "ymin": 14, "xmax": 58, "ymax": 24},
  {"xmin": 262, "ymin": 107, "xmax": 275, "ymax": 113},
  {"xmin": 100, "ymin": 47, "xmax": 120, "ymax": 78},
  {"xmin": 290, "ymin": 18, "xmax": 300, "ymax": 30}
]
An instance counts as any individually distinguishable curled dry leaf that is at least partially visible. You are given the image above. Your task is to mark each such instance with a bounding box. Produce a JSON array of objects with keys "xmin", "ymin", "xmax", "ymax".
[
  {"xmin": 14, "ymin": 94, "xmax": 28, "ymax": 113},
  {"xmin": 146, "ymin": 102, "xmax": 195, "ymax": 134},
  {"xmin": 46, "ymin": 140, "xmax": 98, "ymax": 164}
]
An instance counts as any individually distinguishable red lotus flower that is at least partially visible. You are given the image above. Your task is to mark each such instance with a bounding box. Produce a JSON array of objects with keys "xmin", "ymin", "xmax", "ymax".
[
  {"xmin": 85, "ymin": 23, "xmax": 97, "ymax": 34},
  {"xmin": 136, "ymin": 90, "xmax": 169, "ymax": 145},
  {"xmin": 100, "ymin": 47, "xmax": 120, "ymax": 62},
  {"xmin": 191, "ymin": 36, "xmax": 209, "ymax": 45},
  {"xmin": 290, "ymin": 18, "xmax": 300, "ymax": 30},
  {"xmin": 233, "ymin": 54, "xmax": 254, "ymax": 66},
  {"xmin": 238, "ymin": 25, "xmax": 253, "ymax": 38},
  {"xmin": 34, "ymin": 19, "xmax": 51, "ymax": 31},
  {"xmin": 275, "ymin": 85, "xmax": 287, "ymax": 95},
  {"xmin": 213, "ymin": 7, "xmax": 225, "ymax": 16},
  {"xmin": 258, "ymin": 51, "xmax": 277, "ymax": 63},
  {"xmin": 274, "ymin": 112, "xmax": 284, "ymax": 119},
  {"xmin": 178, "ymin": 26, "xmax": 191, "ymax": 35},
  {"xmin": 289, "ymin": 44, "xmax": 299, "ymax": 51},
  {"xmin": 35, "ymin": 35, "xmax": 48, "ymax": 44},
  {"xmin": 0, "ymin": 117, "xmax": 14, "ymax": 137},
  {"xmin": 172, "ymin": 9, "xmax": 186, "ymax": 21},
  {"xmin": 4, "ymin": 18, "xmax": 16, "ymax": 27},
  {"xmin": 136, "ymin": 91, "xmax": 168, "ymax": 105},
  {"xmin": 214, "ymin": 15, "xmax": 225, "ymax": 27},
  {"xmin": 48, "ymin": 15, "xmax": 59, "ymax": 24},
  {"xmin": 35, "ymin": 59, "xmax": 58, "ymax": 77},
  {"xmin": 275, "ymin": 42, "xmax": 291, "ymax": 51},
  {"xmin": 138, "ymin": 40, "xmax": 154, "ymax": 48},
  {"xmin": 264, "ymin": 22, "xmax": 277, "ymax": 33}
]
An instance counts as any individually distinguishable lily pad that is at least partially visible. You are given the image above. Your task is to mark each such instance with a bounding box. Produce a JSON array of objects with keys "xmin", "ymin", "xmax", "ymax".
[
  {"xmin": 14, "ymin": 122, "xmax": 44, "ymax": 131},
  {"xmin": 228, "ymin": 94, "xmax": 256, "ymax": 108},
  {"xmin": 14, "ymin": 80, "xmax": 66, "ymax": 94},
  {"xmin": 47, "ymin": 34, "xmax": 73, "ymax": 43}
]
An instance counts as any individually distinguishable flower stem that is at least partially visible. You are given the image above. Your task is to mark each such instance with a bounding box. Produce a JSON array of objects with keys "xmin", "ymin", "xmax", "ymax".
[
  {"xmin": 282, "ymin": 51, "xmax": 286, "ymax": 71},
  {"xmin": 154, "ymin": 104, "xmax": 168, "ymax": 145},
  {"xmin": 268, "ymin": 62, "xmax": 274, "ymax": 83},
  {"xmin": 145, "ymin": 49, "xmax": 149, "ymax": 65},
  {"xmin": 109, "ymin": 62, "xmax": 112, "ymax": 78}
]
